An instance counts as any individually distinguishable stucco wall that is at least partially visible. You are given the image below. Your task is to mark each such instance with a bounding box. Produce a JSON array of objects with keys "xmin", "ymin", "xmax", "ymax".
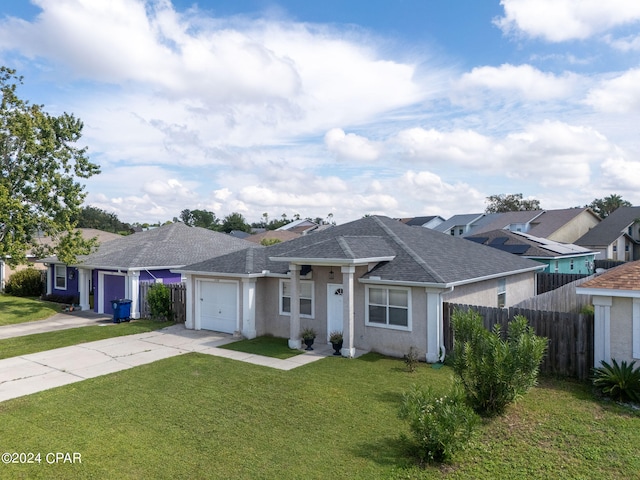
[
  {"xmin": 442, "ymin": 272, "xmax": 535, "ymax": 307},
  {"xmin": 610, "ymin": 297, "xmax": 634, "ymax": 364},
  {"xmin": 548, "ymin": 212, "xmax": 600, "ymax": 243}
]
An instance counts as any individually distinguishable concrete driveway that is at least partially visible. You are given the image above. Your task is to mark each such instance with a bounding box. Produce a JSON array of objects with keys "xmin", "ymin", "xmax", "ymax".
[
  {"xmin": 0, "ymin": 310, "xmax": 113, "ymax": 340},
  {"xmin": 0, "ymin": 322, "xmax": 334, "ymax": 403}
]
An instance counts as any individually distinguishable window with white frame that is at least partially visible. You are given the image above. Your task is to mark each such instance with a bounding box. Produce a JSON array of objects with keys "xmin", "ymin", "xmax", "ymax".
[
  {"xmin": 497, "ymin": 278, "xmax": 506, "ymax": 308},
  {"xmin": 366, "ymin": 286, "xmax": 411, "ymax": 329},
  {"xmin": 280, "ymin": 280, "xmax": 314, "ymax": 317},
  {"xmin": 54, "ymin": 264, "xmax": 67, "ymax": 290}
]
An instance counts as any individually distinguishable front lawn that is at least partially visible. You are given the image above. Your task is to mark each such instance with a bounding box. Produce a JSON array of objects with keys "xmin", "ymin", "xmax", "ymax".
[
  {"xmin": 2, "ymin": 354, "xmax": 640, "ymax": 479},
  {"xmin": 0, "ymin": 294, "xmax": 59, "ymax": 326},
  {"xmin": 0, "ymin": 320, "xmax": 174, "ymax": 360}
]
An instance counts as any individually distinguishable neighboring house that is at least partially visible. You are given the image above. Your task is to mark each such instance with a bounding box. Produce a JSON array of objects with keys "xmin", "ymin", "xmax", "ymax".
[
  {"xmin": 467, "ymin": 229, "xmax": 597, "ymax": 275},
  {"xmin": 276, "ymin": 219, "xmax": 321, "ymax": 235},
  {"xmin": 576, "ymin": 206, "xmax": 640, "ymax": 262},
  {"xmin": 526, "ymin": 208, "xmax": 601, "ymax": 243},
  {"xmin": 576, "ymin": 260, "xmax": 640, "ymax": 367},
  {"xmin": 40, "ymin": 223, "xmax": 255, "ymax": 319},
  {"xmin": 435, "ymin": 208, "xmax": 601, "ymax": 244},
  {"xmin": 1, "ymin": 228, "xmax": 121, "ymax": 291},
  {"xmin": 399, "ymin": 216, "xmax": 445, "ymax": 229},
  {"xmin": 245, "ymin": 230, "xmax": 300, "ymax": 245},
  {"xmin": 434, "ymin": 213, "xmax": 484, "ymax": 237},
  {"xmin": 175, "ymin": 215, "xmax": 544, "ymax": 362}
]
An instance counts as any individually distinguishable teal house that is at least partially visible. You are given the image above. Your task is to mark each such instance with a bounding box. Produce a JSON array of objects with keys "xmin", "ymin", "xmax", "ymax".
[{"xmin": 467, "ymin": 229, "xmax": 596, "ymax": 275}]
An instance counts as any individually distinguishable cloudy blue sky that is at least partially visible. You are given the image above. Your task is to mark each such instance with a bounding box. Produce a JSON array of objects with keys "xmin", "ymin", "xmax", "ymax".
[{"xmin": 1, "ymin": 0, "xmax": 640, "ymax": 225}]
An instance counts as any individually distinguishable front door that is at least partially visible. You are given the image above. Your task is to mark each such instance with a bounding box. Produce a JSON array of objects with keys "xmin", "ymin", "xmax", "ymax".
[{"xmin": 327, "ymin": 283, "xmax": 344, "ymax": 342}]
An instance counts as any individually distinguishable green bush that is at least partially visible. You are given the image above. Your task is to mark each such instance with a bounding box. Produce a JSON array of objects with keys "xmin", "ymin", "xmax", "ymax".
[
  {"xmin": 146, "ymin": 283, "xmax": 173, "ymax": 321},
  {"xmin": 399, "ymin": 383, "xmax": 478, "ymax": 464},
  {"xmin": 4, "ymin": 268, "xmax": 44, "ymax": 297},
  {"xmin": 592, "ymin": 359, "xmax": 640, "ymax": 403},
  {"xmin": 452, "ymin": 309, "xmax": 547, "ymax": 416}
]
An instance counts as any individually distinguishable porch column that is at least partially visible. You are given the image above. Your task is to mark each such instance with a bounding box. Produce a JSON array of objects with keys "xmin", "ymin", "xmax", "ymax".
[
  {"xmin": 593, "ymin": 295, "xmax": 612, "ymax": 367},
  {"xmin": 242, "ymin": 278, "xmax": 257, "ymax": 339},
  {"xmin": 126, "ymin": 271, "xmax": 141, "ymax": 319},
  {"xmin": 288, "ymin": 264, "xmax": 302, "ymax": 349},
  {"xmin": 185, "ymin": 275, "xmax": 194, "ymax": 329},
  {"xmin": 341, "ymin": 266, "xmax": 356, "ymax": 357},
  {"xmin": 78, "ymin": 268, "xmax": 90, "ymax": 311},
  {"xmin": 425, "ymin": 290, "xmax": 442, "ymax": 363},
  {"xmin": 46, "ymin": 265, "xmax": 53, "ymax": 295}
]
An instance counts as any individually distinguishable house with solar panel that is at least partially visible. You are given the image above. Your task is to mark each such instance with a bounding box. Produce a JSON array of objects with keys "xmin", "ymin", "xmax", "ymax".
[{"xmin": 466, "ymin": 229, "xmax": 597, "ymax": 275}]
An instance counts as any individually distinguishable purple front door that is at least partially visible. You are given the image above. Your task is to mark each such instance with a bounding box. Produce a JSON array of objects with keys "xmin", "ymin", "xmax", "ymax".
[{"xmin": 103, "ymin": 274, "xmax": 126, "ymax": 315}]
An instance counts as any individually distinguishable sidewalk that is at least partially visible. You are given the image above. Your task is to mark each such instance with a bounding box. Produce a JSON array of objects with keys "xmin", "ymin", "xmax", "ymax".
[
  {"xmin": 0, "ymin": 324, "xmax": 335, "ymax": 403},
  {"xmin": 0, "ymin": 310, "xmax": 113, "ymax": 340}
]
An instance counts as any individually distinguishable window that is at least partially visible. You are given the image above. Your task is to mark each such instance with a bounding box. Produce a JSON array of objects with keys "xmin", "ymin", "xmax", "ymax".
[
  {"xmin": 54, "ymin": 264, "xmax": 67, "ymax": 290},
  {"xmin": 497, "ymin": 278, "xmax": 506, "ymax": 308},
  {"xmin": 554, "ymin": 260, "xmax": 559, "ymax": 273},
  {"xmin": 366, "ymin": 286, "xmax": 411, "ymax": 329},
  {"xmin": 280, "ymin": 280, "xmax": 314, "ymax": 318}
]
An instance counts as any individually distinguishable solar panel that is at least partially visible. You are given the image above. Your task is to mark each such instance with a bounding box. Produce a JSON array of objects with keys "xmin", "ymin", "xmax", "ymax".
[
  {"xmin": 496, "ymin": 244, "xmax": 530, "ymax": 255},
  {"xmin": 489, "ymin": 237, "xmax": 509, "ymax": 246},
  {"xmin": 467, "ymin": 237, "xmax": 487, "ymax": 244}
]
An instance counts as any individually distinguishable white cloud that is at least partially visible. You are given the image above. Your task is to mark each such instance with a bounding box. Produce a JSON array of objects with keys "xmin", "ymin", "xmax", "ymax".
[
  {"xmin": 585, "ymin": 69, "xmax": 640, "ymax": 113},
  {"xmin": 324, "ymin": 128, "xmax": 381, "ymax": 161},
  {"xmin": 454, "ymin": 64, "xmax": 579, "ymax": 104},
  {"xmin": 600, "ymin": 157, "xmax": 640, "ymax": 190},
  {"xmin": 495, "ymin": 0, "xmax": 640, "ymax": 42},
  {"xmin": 604, "ymin": 33, "xmax": 640, "ymax": 51},
  {"xmin": 395, "ymin": 121, "xmax": 617, "ymax": 187}
]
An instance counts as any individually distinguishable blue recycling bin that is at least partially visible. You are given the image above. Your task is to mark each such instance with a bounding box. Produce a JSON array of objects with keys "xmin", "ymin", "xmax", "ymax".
[{"xmin": 112, "ymin": 299, "xmax": 132, "ymax": 323}]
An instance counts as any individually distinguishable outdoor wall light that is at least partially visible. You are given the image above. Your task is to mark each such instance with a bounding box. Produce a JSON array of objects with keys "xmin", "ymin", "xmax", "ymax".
[{"xmin": 68, "ymin": 270, "xmax": 75, "ymax": 280}]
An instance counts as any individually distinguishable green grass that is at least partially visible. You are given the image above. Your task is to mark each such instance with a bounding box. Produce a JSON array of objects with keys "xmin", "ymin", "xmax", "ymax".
[
  {"xmin": 0, "ymin": 320, "xmax": 174, "ymax": 359},
  {"xmin": 220, "ymin": 335, "xmax": 303, "ymax": 359},
  {"xmin": 0, "ymin": 294, "xmax": 60, "ymax": 326},
  {"xmin": 1, "ymin": 354, "xmax": 639, "ymax": 479}
]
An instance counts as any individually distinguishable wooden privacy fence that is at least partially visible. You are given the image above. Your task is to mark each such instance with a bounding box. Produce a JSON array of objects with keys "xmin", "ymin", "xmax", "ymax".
[
  {"xmin": 443, "ymin": 303, "xmax": 594, "ymax": 380},
  {"xmin": 514, "ymin": 274, "xmax": 594, "ymax": 313},
  {"xmin": 536, "ymin": 272, "xmax": 588, "ymax": 294},
  {"xmin": 139, "ymin": 281, "xmax": 187, "ymax": 323}
]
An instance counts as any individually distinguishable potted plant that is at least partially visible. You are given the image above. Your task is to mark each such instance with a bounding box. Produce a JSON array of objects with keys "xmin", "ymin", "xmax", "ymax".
[
  {"xmin": 329, "ymin": 330, "xmax": 343, "ymax": 356},
  {"xmin": 301, "ymin": 327, "xmax": 317, "ymax": 350}
]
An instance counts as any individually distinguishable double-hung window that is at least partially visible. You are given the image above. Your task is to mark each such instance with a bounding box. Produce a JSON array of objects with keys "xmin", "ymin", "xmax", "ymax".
[
  {"xmin": 366, "ymin": 286, "xmax": 411, "ymax": 330},
  {"xmin": 280, "ymin": 280, "xmax": 314, "ymax": 318},
  {"xmin": 54, "ymin": 265, "xmax": 67, "ymax": 290},
  {"xmin": 497, "ymin": 278, "xmax": 506, "ymax": 308}
]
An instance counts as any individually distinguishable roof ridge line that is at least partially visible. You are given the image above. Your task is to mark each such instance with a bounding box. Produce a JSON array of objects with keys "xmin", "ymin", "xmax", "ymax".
[
  {"xmin": 371, "ymin": 216, "xmax": 447, "ymax": 283},
  {"xmin": 337, "ymin": 236, "xmax": 355, "ymax": 258}
]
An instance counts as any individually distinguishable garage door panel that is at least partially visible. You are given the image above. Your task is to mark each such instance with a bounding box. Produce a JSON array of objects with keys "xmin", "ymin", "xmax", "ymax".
[{"xmin": 199, "ymin": 281, "xmax": 237, "ymax": 333}]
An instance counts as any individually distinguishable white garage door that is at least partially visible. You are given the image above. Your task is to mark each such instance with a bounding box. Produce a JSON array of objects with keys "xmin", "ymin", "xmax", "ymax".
[{"xmin": 199, "ymin": 281, "xmax": 238, "ymax": 333}]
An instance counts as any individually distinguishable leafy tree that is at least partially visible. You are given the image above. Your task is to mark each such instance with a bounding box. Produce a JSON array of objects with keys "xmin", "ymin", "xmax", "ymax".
[
  {"xmin": 260, "ymin": 238, "xmax": 281, "ymax": 246},
  {"xmin": 74, "ymin": 206, "xmax": 130, "ymax": 234},
  {"xmin": 587, "ymin": 194, "xmax": 632, "ymax": 219},
  {"xmin": 485, "ymin": 193, "xmax": 541, "ymax": 214},
  {"xmin": 220, "ymin": 212, "xmax": 251, "ymax": 233},
  {"xmin": 180, "ymin": 209, "xmax": 220, "ymax": 230},
  {"xmin": 0, "ymin": 66, "xmax": 100, "ymax": 266}
]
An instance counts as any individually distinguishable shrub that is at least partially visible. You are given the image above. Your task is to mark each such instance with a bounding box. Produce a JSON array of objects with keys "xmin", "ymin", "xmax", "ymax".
[
  {"xmin": 42, "ymin": 293, "xmax": 79, "ymax": 304},
  {"xmin": 146, "ymin": 283, "xmax": 173, "ymax": 321},
  {"xmin": 4, "ymin": 268, "xmax": 44, "ymax": 297},
  {"xmin": 592, "ymin": 359, "xmax": 640, "ymax": 403},
  {"xmin": 404, "ymin": 346, "xmax": 419, "ymax": 373},
  {"xmin": 399, "ymin": 383, "xmax": 478, "ymax": 464},
  {"xmin": 452, "ymin": 309, "xmax": 547, "ymax": 416}
]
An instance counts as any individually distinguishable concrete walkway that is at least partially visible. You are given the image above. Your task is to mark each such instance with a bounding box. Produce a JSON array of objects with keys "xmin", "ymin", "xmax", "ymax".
[{"xmin": 0, "ymin": 323, "xmax": 336, "ymax": 403}]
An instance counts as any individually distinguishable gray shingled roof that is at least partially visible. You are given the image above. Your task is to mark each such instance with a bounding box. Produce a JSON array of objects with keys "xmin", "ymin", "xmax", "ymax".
[
  {"xmin": 71, "ymin": 222, "xmax": 256, "ymax": 269},
  {"xmin": 576, "ymin": 206, "xmax": 640, "ymax": 247},
  {"xmin": 179, "ymin": 216, "xmax": 543, "ymax": 285}
]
